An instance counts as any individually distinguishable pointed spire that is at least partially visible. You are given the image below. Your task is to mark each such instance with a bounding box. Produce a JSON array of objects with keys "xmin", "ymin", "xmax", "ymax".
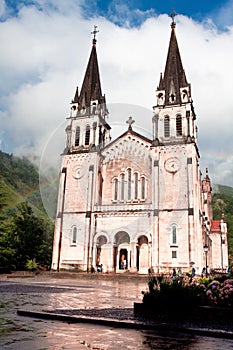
[
  {"xmin": 73, "ymin": 86, "xmax": 79, "ymax": 103},
  {"xmin": 75, "ymin": 26, "xmax": 106, "ymax": 111},
  {"xmin": 158, "ymin": 15, "xmax": 189, "ymax": 105}
]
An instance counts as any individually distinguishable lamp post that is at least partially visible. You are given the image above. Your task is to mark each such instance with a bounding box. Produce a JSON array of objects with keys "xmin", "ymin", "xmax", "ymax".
[{"xmin": 203, "ymin": 244, "xmax": 208, "ymax": 277}]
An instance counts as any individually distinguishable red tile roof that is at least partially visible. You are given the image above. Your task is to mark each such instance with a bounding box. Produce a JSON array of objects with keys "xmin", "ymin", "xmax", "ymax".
[{"xmin": 211, "ymin": 220, "xmax": 221, "ymax": 232}]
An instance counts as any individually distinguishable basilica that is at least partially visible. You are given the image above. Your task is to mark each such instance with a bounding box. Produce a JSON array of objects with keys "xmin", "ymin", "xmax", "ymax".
[{"xmin": 51, "ymin": 19, "xmax": 228, "ymax": 275}]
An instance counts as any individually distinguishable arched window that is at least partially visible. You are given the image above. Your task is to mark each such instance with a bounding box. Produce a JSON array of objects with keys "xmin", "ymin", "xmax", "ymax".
[
  {"xmin": 134, "ymin": 172, "xmax": 139, "ymax": 199},
  {"xmin": 121, "ymin": 174, "xmax": 125, "ymax": 201},
  {"xmin": 170, "ymin": 94, "xmax": 175, "ymax": 103},
  {"xmin": 85, "ymin": 125, "xmax": 90, "ymax": 145},
  {"xmin": 176, "ymin": 115, "xmax": 182, "ymax": 136},
  {"xmin": 158, "ymin": 92, "xmax": 164, "ymax": 105},
  {"xmin": 72, "ymin": 226, "xmax": 77, "ymax": 244},
  {"xmin": 102, "ymin": 129, "xmax": 106, "ymax": 146},
  {"xmin": 75, "ymin": 126, "xmax": 80, "ymax": 146},
  {"xmin": 172, "ymin": 225, "xmax": 177, "ymax": 244},
  {"xmin": 127, "ymin": 169, "xmax": 132, "ymax": 200},
  {"xmin": 92, "ymin": 103, "xmax": 96, "ymax": 114},
  {"xmin": 182, "ymin": 89, "xmax": 188, "ymax": 102},
  {"xmin": 93, "ymin": 122, "xmax": 97, "ymax": 145},
  {"xmin": 141, "ymin": 176, "xmax": 146, "ymax": 200},
  {"xmin": 164, "ymin": 116, "xmax": 170, "ymax": 137},
  {"xmin": 113, "ymin": 179, "xmax": 118, "ymax": 201}
]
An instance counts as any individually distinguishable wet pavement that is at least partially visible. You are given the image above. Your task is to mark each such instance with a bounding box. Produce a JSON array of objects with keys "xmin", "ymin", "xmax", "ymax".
[{"xmin": 1, "ymin": 273, "xmax": 233, "ymax": 349}]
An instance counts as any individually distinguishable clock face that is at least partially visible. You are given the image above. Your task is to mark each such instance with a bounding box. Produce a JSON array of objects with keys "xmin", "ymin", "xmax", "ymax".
[
  {"xmin": 71, "ymin": 155, "xmax": 89, "ymax": 179},
  {"xmin": 72, "ymin": 165, "xmax": 83, "ymax": 179},
  {"xmin": 164, "ymin": 157, "xmax": 181, "ymax": 173}
]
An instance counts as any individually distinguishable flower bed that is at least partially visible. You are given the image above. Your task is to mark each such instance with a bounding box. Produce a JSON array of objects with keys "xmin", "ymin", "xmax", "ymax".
[
  {"xmin": 134, "ymin": 275, "xmax": 233, "ymax": 323},
  {"xmin": 198, "ymin": 278, "xmax": 233, "ymax": 307}
]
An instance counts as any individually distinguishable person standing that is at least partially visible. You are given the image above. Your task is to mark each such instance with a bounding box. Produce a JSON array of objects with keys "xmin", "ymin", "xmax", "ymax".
[
  {"xmin": 172, "ymin": 268, "xmax": 177, "ymax": 283},
  {"xmin": 189, "ymin": 267, "xmax": 195, "ymax": 283}
]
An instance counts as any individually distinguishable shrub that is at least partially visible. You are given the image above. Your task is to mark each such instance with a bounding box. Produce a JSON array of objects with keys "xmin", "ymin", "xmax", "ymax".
[
  {"xmin": 26, "ymin": 258, "xmax": 38, "ymax": 271},
  {"xmin": 142, "ymin": 275, "xmax": 233, "ymax": 313},
  {"xmin": 142, "ymin": 275, "xmax": 202, "ymax": 315}
]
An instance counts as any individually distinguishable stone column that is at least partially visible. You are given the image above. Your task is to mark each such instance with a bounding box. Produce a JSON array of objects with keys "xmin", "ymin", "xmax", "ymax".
[{"xmin": 130, "ymin": 241, "xmax": 137, "ymax": 272}]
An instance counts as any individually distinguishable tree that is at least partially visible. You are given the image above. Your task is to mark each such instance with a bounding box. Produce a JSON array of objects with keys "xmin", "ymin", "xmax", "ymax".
[
  {"xmin": 212, "ymin": 193, "xmax": 233, "ymax": 265},
  {"xmin": 10, "ymin": 202, "xmax": 53, "ymax": 269},
  {"xmin": 0, "ymin": 218, "xmax": 16, "ymax": 272},
  {"xmin": 0, "ymin": 179, "xmax": 16, "ymax": 271}
]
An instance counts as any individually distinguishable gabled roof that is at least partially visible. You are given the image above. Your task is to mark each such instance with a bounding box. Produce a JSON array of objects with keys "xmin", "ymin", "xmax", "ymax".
[
  {"xmin": 211, "ymin": 220, "xmax": 221, "ymax": 232},
  {"xmin": 103, "ymin": 127, "xmax": 152, "ymax": 151},
  {"xmin": 158, "ymin": 23, "xmax": 189, "ymax": 105},
  {"xmin": 73, "ymin": 38, "xmax": 106, "ymax": 109}
]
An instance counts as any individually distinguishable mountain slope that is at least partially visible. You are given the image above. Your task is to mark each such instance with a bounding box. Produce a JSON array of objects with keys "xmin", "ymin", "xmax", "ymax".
[
  {"xmin": 0, "ymin": 151, "xmax": 45, "ymax": 214},
  {"xmin": 213, "ymin": 184, "xmax": 233, "ymax": 197}
]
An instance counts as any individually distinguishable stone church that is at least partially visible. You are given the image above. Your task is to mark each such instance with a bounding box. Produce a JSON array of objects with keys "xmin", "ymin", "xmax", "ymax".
[{"xmin": 51, "ymin": 20, "xmax": 228, "ymax": 274}]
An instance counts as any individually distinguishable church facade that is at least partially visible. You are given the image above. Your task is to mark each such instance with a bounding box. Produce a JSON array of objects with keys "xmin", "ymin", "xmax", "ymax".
[{"xmin": 51, "ymin": 21, "xmax": 228, "ymax": 275}]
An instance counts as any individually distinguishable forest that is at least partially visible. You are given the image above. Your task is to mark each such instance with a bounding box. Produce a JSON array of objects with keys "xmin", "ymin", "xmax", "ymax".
[{"xmin": 0, "ymin": 151, "xmax": 54, "ymax": 272}]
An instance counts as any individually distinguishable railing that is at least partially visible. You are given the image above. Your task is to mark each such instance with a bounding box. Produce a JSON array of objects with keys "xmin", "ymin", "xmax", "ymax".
[{"xmin": 94, "ymin": 203, "xmax": 152, "ymax": 212}]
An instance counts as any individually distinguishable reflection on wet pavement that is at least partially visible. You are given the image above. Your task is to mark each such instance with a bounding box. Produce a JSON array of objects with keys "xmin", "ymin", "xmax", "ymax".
[{"xmin": 0, "ymin": 276, "xmax": 233, "ymax": 349}]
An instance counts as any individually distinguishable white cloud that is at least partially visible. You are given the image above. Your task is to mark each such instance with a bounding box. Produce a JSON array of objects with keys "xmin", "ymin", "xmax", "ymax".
[
  {"xmin": 0, "ymin": 3, "xmax": 233, "ymax": 188},
  {"xmin": 105, "ymin": 1, "xmax": 156, "ymax": 28},
  {"xmin": 211, "ymin": 0, "xmax": 233, "ymax": 29}
]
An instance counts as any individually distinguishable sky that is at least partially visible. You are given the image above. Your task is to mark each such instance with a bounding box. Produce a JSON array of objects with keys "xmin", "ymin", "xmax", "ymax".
[{"xmin": 0, "ymin": 0, "xmax": 233, "ymax": 189}]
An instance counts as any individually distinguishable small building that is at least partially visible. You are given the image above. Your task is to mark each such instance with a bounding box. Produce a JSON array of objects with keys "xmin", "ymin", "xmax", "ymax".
[
  {"xmin": 209, "ymin": 216, "xmax": 228, "ymax": 271},
  {"xmin": 51, "ymin": 20, "xmax": 228, "ymax": 274}
]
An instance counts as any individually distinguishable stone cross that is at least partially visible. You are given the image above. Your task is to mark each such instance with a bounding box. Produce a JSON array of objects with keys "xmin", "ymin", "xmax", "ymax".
[
  {"xmin": 91, "ymin": 25, "xmax": 99, "ymax": 40},
  {"xmin": 126, "ymin": 116, "xmax": 135, "ymax": 130},
  {"xmin": 170, "ymin": 8, "xmax": 177, "ymax": 28}
]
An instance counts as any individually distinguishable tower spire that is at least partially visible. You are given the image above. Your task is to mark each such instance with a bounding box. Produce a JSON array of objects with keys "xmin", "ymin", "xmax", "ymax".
[
  {"xmin": 157, "ymin": 15, "xmax": 190, "ymax": 106},
  {"xmin": 73, "ymin": 25, "xmax": 106, "ymax": 112}
]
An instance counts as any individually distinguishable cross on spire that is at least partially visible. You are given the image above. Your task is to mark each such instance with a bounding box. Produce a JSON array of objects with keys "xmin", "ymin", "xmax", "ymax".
[
  {"xmin": 91, "ymin": 25, "xmax": 99, "ymax": 44},
  {"xmin": 170, "ymin": 8, "xmax": 177, "ymax": 28},
  {"xmin": 126, "ymin": 116, "xmax": 135, "ymax": 130}
]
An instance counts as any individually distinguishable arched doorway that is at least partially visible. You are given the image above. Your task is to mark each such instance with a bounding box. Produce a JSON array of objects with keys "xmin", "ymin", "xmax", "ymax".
[
  {"xmin": 137, "ymin": 235, "xmax": 149, "ymax": 272},
  {"xmin": 114, "ymin": 231, "xmax": 130, "ymax": 272},
  {"xmin": 119, "ymin": 248, "xmax": 128, "ymax": 270},
  {"xmin": 95, "ymin": 235, "xmax": 107, "ymax": 269}
]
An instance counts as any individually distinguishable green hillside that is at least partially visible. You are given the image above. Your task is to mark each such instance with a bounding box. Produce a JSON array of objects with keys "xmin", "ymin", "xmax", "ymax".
[
  {"xmin": 213, "ymin": 184, "xmax": 233, "ymax": 197},
  {"xmin": 0, "ymin": 151, "xmax": 45, "ymax": 214},
  {"xmin": 0, "ymin": 151, "xmax": 54, "ymax": 271},
  {"xmin": 0, "ymin": 176, "xmax": 22, "ymax": 210}
]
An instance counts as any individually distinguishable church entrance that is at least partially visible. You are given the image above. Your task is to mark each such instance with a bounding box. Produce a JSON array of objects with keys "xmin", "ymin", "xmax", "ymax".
[
  {"xmin": 119, "ymin": 249, "xmax": 128, "ymax": 270},
  {"xmin": 114, "ymin": 231, "xmax": 130, "ymax": 272}
]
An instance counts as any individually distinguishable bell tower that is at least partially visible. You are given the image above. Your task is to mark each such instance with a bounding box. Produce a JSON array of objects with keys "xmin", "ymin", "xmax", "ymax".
[
  {"xmin": 52, "ymin": 27, "xmax": 110, "ymax": 272},
  {"xmin": 151, "ymin": 15, "xmax": 203, "ymax": 273}
]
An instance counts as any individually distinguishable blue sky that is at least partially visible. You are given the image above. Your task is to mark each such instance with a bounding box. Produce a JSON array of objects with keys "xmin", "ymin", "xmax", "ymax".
[
  {"xmin": 0, "ymin": 0, "xmax": 233, "ymax": 188},
  {"xmin": 3, "ymin": 0, "xmax": 233, "ymax": 28},
  {"xmin": 87, "ymin": 0, "xmax": 229, "ymax": 26}
]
